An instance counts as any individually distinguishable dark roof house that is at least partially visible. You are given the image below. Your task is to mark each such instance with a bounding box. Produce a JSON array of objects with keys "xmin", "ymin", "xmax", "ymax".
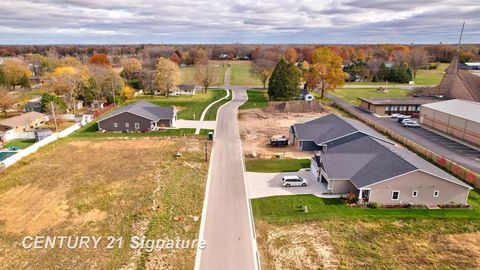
[
  {"xmin": 98, "ymin": 101, "xmax": 176, "ymax": 132},
  {"xmin": 290, "ymin": 114, "xmax": 385, "ymax": 151}
]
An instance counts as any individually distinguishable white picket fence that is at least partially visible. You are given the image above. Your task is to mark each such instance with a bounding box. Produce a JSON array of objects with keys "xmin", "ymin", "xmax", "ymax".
[{"xmin": 1, "ymin": 123, "xmax": 81, "ymax": 169}]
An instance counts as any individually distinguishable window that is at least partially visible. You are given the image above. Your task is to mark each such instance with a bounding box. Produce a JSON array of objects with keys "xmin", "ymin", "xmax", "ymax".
[
  {"xmin": 391, "ymin": 191, "xmax": 400, "ymax": 200},
  {"xmin": 125, "ymin": 123, "xmax": 129, "ymax": 128},
  {"xmin": 412, "ymin": 190, "xmax": 418, "ymax": 198},
  {"xmin": 135, "ymin": 123, "xmax": 140, "ymax": 130},
  {"xmin": 433, "ymin": 190, "xmax": 440, "ymax": 197},
  {"xmin": 114, "ymin": 123, "xmax": 118, "ymax": 127}
]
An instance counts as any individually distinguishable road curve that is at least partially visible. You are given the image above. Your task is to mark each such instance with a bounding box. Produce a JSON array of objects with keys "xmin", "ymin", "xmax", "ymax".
[{"xmin": 196, "ymin": 84, "xmax": 257, "ymax": 270}]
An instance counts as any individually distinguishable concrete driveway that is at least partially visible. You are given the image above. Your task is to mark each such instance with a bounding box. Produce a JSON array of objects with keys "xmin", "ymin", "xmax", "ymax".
[
  {"xmin": 245, "ymin": 169, "xmax": 329, "ymax": 199},
  {"xmin": 175, "ymin": 119, "xmax": 216, "ymax": 130}
]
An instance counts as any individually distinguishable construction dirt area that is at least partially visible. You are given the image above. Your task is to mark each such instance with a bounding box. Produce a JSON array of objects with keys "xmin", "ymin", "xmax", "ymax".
[
  {"xmin": 239, "ymin": 100, "xmax": 327, "ymax": 159},
  {"xmin": 0, "ymin": 137, "xmax": 208, "ymax": 270}
]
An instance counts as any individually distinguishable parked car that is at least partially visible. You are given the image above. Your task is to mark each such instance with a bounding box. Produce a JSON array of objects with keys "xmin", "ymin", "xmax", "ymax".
[
  {"xmin": 390, "ymin": 113, "xmax": 403, "ymax": 118},
  {"xmin": 403, "ymin": 121, "xmax": 420, "ymax": 128},
  {"xmin": 281, "ymin": 176, "xmax": 308, "ymax": 187},
  {"xmin": 400, "ymin": 118, "xmax": 416, "ymax": 124},
  {"xmin": 397, "ymin": 115, "xmax": 412, "ymax": 122}
]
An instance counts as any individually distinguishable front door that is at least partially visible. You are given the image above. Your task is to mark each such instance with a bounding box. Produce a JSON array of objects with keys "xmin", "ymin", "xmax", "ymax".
[{"xmin": 361, "ymin": 189, "xmax": 370, "ymax": 203}]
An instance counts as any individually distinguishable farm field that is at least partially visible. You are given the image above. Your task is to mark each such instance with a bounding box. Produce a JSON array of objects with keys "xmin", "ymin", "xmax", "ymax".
[
  {"xmin": 180, "ymin": 65, "xmax": 226, "ymax": 85},
  {"xmin": 134, "ymin": 89, "xmax": 225, "ymax": 120},
  {"xmin": 253, "ymin": 192, "xmax": 480, "ymax": 269},
  {"xmin": 230, "ymin": 63, "xmax": 263, "ymax": 86},
  {"xmin": 332, "ymin": 88, "xmax": 410, "ymax": 105},
  {"xmin": 0, "ymin": 137, "xmax": 208, "ymax": 269}
]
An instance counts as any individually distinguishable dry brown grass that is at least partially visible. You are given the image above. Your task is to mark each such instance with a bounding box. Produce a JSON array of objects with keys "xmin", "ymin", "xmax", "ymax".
[
  {"xmin": 256, "ymin": 219, "xmax": 480, "ymax": 270},
  {"xmin": 0, "ymin": 137, "xmax": 208, "ymax": 269}
]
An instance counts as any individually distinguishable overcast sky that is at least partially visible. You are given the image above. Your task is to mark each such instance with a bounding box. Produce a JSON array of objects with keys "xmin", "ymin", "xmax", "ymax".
[{"xmin": 0, "ymin": 0, "xmax": 479, "ymax": 44}]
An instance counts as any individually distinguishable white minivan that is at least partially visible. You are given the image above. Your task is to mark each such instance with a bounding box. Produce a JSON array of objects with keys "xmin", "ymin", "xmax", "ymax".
[{"xmin": 281, "ymin": 176, "xmax": 308, "ymax": 187}]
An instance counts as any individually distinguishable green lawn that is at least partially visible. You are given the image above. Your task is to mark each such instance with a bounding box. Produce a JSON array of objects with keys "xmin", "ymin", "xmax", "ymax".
[
  {"xmin": 332, "ymin": 88, "xmax": 410, "ymax": 105},
  {"xmin": 204, "ymin": 90, "xmax": 231, "ymax": 121},
  {"xmin": 253, "ymin": 190, "xmax": 480, "ymax": 223},
  {"xmin": 4, "ymin": 139, "xmax": 36, "ymax": 149},
  {"xmin": 245, "ymin": 159, "xmax": 310, "ymax": 173},
  {"xmin": 134, "ymin": 89, "xmax": 225, "ymax": 120},
  {"xmin": 414, "ymin": 63, "xmax": 448, "ymax": 85},
  {"xmin": 239, "ymin": 89, "xmax": 269, "ymax": 110},
  {"xmin": 73, "ymin": 125, "xmax": 197, "ymax": 138},
  {"xmin": 230, "ymin": 63, "xmax": 263, "ymax": 86},
  {"xmin": 180, "ymin": 65, "xmax": 226, "ymax": 85}
]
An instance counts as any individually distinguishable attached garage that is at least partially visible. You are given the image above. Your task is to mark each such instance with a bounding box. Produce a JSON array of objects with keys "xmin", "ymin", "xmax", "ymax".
[{"xmin": 420, "ymin": 99, "xmax": 480, "ymax": 146}]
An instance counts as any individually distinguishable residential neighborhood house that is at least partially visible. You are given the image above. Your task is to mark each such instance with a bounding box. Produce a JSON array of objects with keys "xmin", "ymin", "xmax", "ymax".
[
  {"xmin": 97, "ymin": 101, "xmax": 176, "ymax": 132},
  {"xmin": 310, "ymin": 131, "xmax": 472, "ymax": 206},
  {"xmin": 0, "ymin": 112, "xmax": 48, "ymax": 133}
]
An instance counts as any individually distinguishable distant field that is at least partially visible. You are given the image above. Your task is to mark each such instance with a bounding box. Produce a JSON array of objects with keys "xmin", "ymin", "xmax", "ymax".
[
  {"xmin": 0, "ymin": 138, "xmax": 208, "ymax": 269},
  {"xmin": 414, "ymin": 63, "xmax": 448, "ymax": 85},
  {"xmin": 239, "ymin": 89, "xmax": 269, "ymax": 110},
  {"xmin": 180, "ymin": 65, "xmax": 226, "ymax": 85},
  {"xmin": 332, "ymin": 88, "xmax": 410, "ymax": 105},
  {"xmin": 230, "ymin": 63, "xmax": 263, "ymax": 86},
  {"xmin": 254, "ymin": 192, "xmax": 480, "ymax": 269}
]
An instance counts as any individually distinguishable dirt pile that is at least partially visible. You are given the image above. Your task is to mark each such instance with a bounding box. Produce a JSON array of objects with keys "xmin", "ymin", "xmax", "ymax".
[{"xmin": 265, "ymin": 100, "xmax": 327, "ymax": 114}]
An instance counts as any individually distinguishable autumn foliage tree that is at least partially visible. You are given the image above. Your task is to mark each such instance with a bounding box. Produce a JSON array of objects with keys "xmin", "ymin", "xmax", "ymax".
[
  {"xmin": 156, "ymin": 57, "xmax": 180, "ymax": 98},
  {"xmin": 169, "ymin": 53, "xmax": 183, "ymax": 65},
  {"xmin": 1, "ymin": 58, "xmax": 32, "ymax": 90},
  {"xmin": 284, "ymin": 48, "xmax": 298, "ymax": 63},
  {"xmin": 408, "ymin": 48, "xmax": 429, "ymax": 78},
  {"xmin": 89, "ymin": 53, "xmax": 111, "ymax": 66},
  {"xmin": 120, "ymin": 58, "xmax": 142, "ymax": 79},
  {"xmin": 304, "ymin": 47, "xmax": 345, "ymax": 99},
  {"xmin": 44, "ymin": 66, "xmax": 88, "ymax": 113}
]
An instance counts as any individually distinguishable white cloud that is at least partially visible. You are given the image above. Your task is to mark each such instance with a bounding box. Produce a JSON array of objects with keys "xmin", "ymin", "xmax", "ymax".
[{"xmin": 0, "ymin": 0, "xmax": 478, "ymax": 44}]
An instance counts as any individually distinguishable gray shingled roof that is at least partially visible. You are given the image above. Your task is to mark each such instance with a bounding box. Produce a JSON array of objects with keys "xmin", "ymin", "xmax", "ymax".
[
  {"xmin": 293, "ymin": 114, "xmax": 358, "ymax": 145},
  {"xmin": 321, "ymin": 133, "xmax": 471, "ymax": 189},
  {"xmin": 99, "ymin": 101, "xmax": 175, "ymax": 122},
  {"xmin": 293, "ymin": 114, "xmax": 383, "ymax": 145}
]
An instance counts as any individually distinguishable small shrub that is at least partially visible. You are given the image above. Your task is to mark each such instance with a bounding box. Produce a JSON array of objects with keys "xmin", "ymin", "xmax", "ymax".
[
  {"xmin": 368, "ymin": 202, "xmax": 380, "ymax": 208},
  {"xmin": 345, "ymin": 192, "xmax": 356, "ymax": 203}
]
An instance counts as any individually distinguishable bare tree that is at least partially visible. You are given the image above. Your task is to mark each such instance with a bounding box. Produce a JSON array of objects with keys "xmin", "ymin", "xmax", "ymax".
[
  {"xmin": 408, "ymin": 48, "xmax": 429, "ymax": 78},
  {"xmin": 250, "ymin": 58, "xmax": 276, "ymax": 90},
  {"xmin": 141, "ymin": 69, "xmax": 157, "ymax": 96},
  {"xmin": 195, "ymin": 62, "xmax": 219, "ymax": 93}
]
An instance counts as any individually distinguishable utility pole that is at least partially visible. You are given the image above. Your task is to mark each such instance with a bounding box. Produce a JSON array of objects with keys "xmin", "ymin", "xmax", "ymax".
[
  {"xmin": 457, "ymin": 22, "xmax": 465, "ymax": 54},
  {"xmin": 205, "ymin": 141, "xmax": 208, "ymax": 162},
  {"xmin": 50, "ymin": 101, "xmax": 59, "ymax": 134}
]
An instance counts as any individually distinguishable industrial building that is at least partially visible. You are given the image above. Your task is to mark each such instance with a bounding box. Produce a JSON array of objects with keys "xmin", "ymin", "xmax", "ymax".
[{"xmin": 420, "ymin": 99, "xmax": 480, "ymax": 146}]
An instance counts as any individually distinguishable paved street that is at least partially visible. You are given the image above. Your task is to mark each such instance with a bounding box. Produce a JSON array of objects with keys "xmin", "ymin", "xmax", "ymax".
[
  {"xmin": 196, "ymin": 68, "xmax": 258, "ymax": 269},
  {"xmin": 175, "ymin": 119, "xmax": 217, "ymax": 130},
  {"xmin": 246, "ymin": 169, "xmax": 329, "ymax": 199},
  {"xmin": 328, "ymin": 94, "xmax": 480, "ymax": 173}
]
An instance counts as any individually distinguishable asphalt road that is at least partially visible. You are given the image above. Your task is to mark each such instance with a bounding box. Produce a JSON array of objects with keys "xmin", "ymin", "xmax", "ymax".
[{"xmin": 196, "ymin": 71, "xmax": 257, "ymax": 269}]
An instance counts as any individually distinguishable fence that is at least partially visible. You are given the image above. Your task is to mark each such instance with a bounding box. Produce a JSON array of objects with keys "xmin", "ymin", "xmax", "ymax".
[
  {"xmin": 0, "ymin": 123, "xmax": 81, "ymax": 169},
  {"xmin": 329, "ymin": 95, "xmax": 480, "ymax": 189}
]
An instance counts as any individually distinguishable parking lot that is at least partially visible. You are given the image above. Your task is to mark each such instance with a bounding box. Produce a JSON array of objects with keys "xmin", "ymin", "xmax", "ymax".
[{"xmin": 245, "ymin": 169, "xmax": 329, "ymax": 199}]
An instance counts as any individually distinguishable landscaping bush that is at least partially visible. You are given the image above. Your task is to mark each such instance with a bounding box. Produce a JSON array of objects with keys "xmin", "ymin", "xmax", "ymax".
[{"xmin": 368, "ymin": 202, "xmax": 381, "ymax": 209}]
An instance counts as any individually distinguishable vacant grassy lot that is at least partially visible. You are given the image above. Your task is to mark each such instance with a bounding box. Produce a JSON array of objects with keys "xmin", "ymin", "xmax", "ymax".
[
  {"xmin": 414, "ymin": 63, "xmax": 448, "ymax": 85},
  {"xmin": 4, "ymin": 139, "xmax": 36, "ymax": 149},
  {"xmin": 245, "ymin": 159, "xmax": 310, "ymax": 173},
  {"xmin": 239, "ymin": 89, "xmax": 269, "ymax": 110},
  {"xmin": 332, "ymin": 88, "xmax": 410, "ymax": 105},
  {"xmin": 254, "ymin": 191, "xmax": 480, "ymax": 269},
  {"xmin": 180, "ymin": 65, "xmax": 226, "ymax": 85},
  {"xmin": 204, "ymin": 89, "xmax": 231, "ymax": 121},
  {"xmin": 0, "ymin": 137, "xmax": 208, "ymax": 269},
  {"xmin": 230, "ymin": 63, "xmax": 263, "ymax": 86},
  {"xmin": 134, "ymin": 89, "xmax": 225, "ymax": 120}
]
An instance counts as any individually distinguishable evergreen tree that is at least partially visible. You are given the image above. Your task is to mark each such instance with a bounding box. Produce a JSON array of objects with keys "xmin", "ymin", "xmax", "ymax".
[{"xmin": 268, "ymin": 58, "xmax": 301, "ymax": 100}]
